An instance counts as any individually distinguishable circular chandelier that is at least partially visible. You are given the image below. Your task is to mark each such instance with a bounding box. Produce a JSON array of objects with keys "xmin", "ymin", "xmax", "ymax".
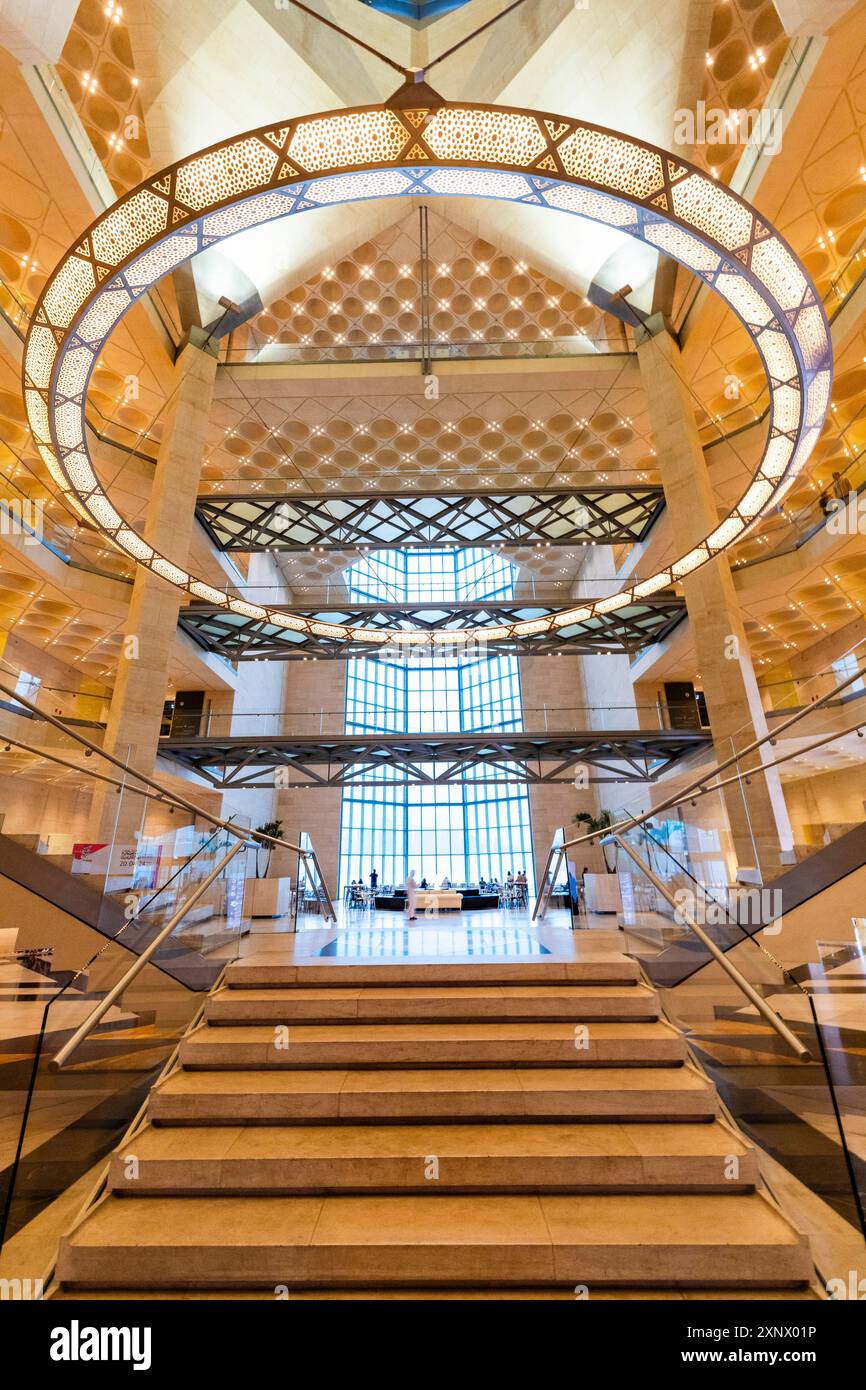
[{"xmin": 23, "ymin": 93, "xmax": 831, "ymax": 649}]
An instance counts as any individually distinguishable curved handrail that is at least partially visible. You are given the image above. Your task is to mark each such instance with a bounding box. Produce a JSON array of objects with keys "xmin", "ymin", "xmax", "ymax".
[
  {"xmin": 51, "ymin": 836, "xmax": 251, "ymax": 1070},
  {"xmin": 612, "ymin": 832, "xmax": 810, "ymax": 1061},
  {"xmin": 532, "ymin": 644, "xmax": 866, "ymax": 919}
]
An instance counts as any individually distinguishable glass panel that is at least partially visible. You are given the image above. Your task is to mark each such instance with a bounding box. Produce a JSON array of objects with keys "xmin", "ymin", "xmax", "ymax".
[
  {"xmin": 542, "ymin": 828, "xmax": 579, "ymax": 929},
  {"xmin": 615, "ymin": 820, "xmax": 866, "ymax": 1241},
  {"xmin": 293, "ymin": 834, "xmax": 332, "ymax": 930},
  {"xmin": 0, "ymin": 783, "xmax": 251, "ymax": 1257}
]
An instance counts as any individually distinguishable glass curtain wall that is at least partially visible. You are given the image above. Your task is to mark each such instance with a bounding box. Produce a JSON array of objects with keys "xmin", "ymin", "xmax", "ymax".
[{"xmin": 338, "ymin": 547, "xmax": 535, "ymax": 893}]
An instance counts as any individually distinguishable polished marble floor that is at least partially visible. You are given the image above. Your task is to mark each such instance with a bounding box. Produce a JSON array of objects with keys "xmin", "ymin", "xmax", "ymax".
[{"xmin": 243, "ymin": 904, "xmax": 620, "ymax": 964}]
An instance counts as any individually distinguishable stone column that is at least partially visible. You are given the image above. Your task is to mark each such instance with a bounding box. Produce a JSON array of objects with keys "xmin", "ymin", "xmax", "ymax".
[
  {"xmin": 519, "ymin": 655, "xmax": 607, "ymax": 879},
  {"xmin": 96, "ymin": 332, "xmax": 217, "ymax": 840},
  {"xmin": 637, "ymin": 324, "xmax": 794, "ymax": 877},
  {"xmin": 272, "ymin": 661, "xmax": 346, "ymax": 898}
]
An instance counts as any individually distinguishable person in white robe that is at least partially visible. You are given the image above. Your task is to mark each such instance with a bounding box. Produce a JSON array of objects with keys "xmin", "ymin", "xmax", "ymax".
[{"xmin": 405, "ymin": 869, "xmax": 418, "ymax": 921}]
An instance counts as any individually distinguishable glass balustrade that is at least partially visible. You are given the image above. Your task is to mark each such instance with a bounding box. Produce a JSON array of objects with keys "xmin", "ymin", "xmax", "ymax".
[{"xmin": 614, "ymin": 820, "xmax": 866, "ymax": 1243}]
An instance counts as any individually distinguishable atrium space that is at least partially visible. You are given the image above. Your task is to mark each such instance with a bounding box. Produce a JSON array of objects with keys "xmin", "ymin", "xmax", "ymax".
[{"xmin": 0, "ymin": 0, "xmax": 864, "ymax": 1342}]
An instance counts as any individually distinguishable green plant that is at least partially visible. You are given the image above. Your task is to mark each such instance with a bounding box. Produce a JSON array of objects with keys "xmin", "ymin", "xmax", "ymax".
[
  {"xmin": 573, "ymin": 808, "xmax": 617, "ymax": 872},
  {"xmin": 254, "ymin": 819, "xmax": 284, "ymax": 878}
]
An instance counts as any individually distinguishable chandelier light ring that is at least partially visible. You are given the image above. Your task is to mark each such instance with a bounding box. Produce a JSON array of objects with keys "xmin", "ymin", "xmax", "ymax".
[{"xmin": 23, "ymin": 100, "xmax": 832, "ymax": 648}]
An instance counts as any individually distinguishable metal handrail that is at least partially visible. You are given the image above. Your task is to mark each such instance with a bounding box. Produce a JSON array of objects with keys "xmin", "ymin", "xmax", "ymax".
[
  {"xmin": 532, "ymin": 646, "xmax": 866, "ymax": 920},
  {"xmin": 0, "ymin": 675, "xmax": 337, "ymax": 921},
  {"xmin": 31, "ymin": 960, "xmax": 228, "ymax": 1289},
  {"xmin": 535, "ymin": 703, "xmax": 866, "ymax": 921},
  {"xmin": 51, "ymin": 837, "xmax": 250, "ymax": 1070},
  {"xmin": 611, "ymin": 833, "xmax": 811, "ymax": 1061}
]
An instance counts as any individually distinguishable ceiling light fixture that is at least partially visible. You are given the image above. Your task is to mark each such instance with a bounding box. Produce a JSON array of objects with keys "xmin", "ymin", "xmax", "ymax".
[{"xmin": 23, "ymin": 92, "xmax": 831, "ymax": 648}]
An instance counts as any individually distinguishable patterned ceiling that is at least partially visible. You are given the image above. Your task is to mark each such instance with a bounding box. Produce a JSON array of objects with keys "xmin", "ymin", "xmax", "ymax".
[
  {"xmin": 1, "ymin": 0, "xmax": 866, "ymax": 697},
  {"xmin": 694, "ymin": 0, "xmax": 789, "ymax": 184},
  {"xmin": 231, "ymin": 205, "xmax": 625, "ymax": 361}
]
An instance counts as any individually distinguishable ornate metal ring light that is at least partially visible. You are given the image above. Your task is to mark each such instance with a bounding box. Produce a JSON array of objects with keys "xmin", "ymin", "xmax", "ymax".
[{"xmin": 23, "ymin": 94, "xmax": 832, "ymax": 648}]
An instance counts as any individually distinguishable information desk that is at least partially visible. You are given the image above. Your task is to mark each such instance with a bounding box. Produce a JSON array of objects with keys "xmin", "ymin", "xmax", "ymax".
[
  {"xmin": 373, "ymin": 890, "xmax": 500, "ymax": 912},
  {"xmin": 415, "ymin": 890, "xmax": 463, "ymax": 911}
]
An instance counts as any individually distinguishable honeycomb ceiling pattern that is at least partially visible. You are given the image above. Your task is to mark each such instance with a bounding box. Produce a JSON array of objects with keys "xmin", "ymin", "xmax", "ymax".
[
  {"xmin": 204, "ymin": 212, "xmax": 654, "ymax": 497},
  {"xmin": 741, "ymin": 538, "xmax": 866, "ymax": 672},
  {"xmin": 57, "ymin": 0, "xmax": 153, "ymax": 196},
  {"xmin": 693, "ymin": 0, "xmax": 789, "ymax": 185},
  {"xmin": 0, "ymin": 557, "xmax": 125, "ymax": 682},
  {"xmin": 235, "ymin": 207, "xmax": 625, "ymax": 360},
  {"xmin": 203, "ymin": 374, "xmax": 657, "ymax": 497}
]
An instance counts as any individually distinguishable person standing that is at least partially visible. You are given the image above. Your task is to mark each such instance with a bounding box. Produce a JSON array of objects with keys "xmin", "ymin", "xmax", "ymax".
[
  {"xmin": 405, "ymin": 869, "xmax": 418, "ymax": 921},
  {"xmin": 370, "ymin": 868, "xmax": 378, "ymax": 889}
]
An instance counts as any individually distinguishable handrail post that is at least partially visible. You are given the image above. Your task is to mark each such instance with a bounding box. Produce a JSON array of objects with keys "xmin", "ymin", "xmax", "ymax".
[
  {"xmin": 51, "ymin": 837, "xmax": 250, "ymax": 1071},
  {"xmin": 610, "ymin": 832, "xmax": 811, "ymax": 1061}
]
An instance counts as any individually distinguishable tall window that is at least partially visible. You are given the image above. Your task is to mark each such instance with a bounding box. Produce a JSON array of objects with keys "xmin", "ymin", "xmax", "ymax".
[{"xmin": 338, "ymin": 548, "xmax": 535, "ymax": 892}]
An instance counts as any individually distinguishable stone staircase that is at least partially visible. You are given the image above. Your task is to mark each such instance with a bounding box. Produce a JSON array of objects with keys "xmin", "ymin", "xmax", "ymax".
[{"xmin": 53, "ymin": 953, "xmax": 817, "ymax": 1297}]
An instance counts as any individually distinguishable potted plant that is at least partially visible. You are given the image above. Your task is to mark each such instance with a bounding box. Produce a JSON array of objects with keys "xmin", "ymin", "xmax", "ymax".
[
  {"xmin": 253, "ymin": 819, "xmax": 284, "ymax": 878},
  {"xmin": 573, "ymin": 808, "xmax": 618, "ymax": 872}
]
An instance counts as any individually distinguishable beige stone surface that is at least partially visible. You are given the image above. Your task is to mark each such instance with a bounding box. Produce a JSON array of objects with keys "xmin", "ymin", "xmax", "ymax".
[
  {"xmin": 149, "ymin": 1062, "xmax": 719, "ymax": 1125},
  {"xmin": 178, "ymin": 1019, "xmax": 688, "ymax": 1069},
  {"xmin": 224, "ymin": 956, "xmax": 641, "ymax": 987},
  {"xmin": 204, "ymin": 982, "xmax": 660, "ymax": 1024},
  {"xmin": 50, "ymin": 951, "xmax": 814, "ymax": 1297},
  {"xmin": 108, "ymin": 1117, "xmax": 756, "ymax": 1194},
  {"xmin": 58, "ymin": 1192, "xmax": 811, "ymax": 1288}
]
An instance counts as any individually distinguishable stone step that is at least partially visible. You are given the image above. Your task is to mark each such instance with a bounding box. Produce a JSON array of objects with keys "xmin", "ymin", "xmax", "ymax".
[
  {"xmin": 108, "ymin": 1119, "xmax": 756, "ymax": 1195},
  {"xmin": 49, "ymin": 1286, "xmax": 821, "ymax": 1300},
  {"xmin": 178, "ymin": 1020, "xmax": 687, "ymax": 1070},
  {"xmin": 224, "ymin": 958, "xmax": 641, "ymax": 989},
  {"xmin": 57, "ymin": 1192, "xmax": 812, "ymax": 1289},
  {"xmin": 204, "ymin": 983, "xmax": 659, "ymax": 1026},
  {"xmin": 149, "ymin": 1063, "xmax": 718, "ymax": 1125}
]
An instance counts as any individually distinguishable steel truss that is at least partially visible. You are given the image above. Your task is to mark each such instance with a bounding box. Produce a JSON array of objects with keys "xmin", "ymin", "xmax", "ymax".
[
  {"xmin": 195, "ymin": 487, "xmax": 665, "ymax": 552},
  {"xmin": 178, "ymin": 596, "xmax": 686, "ymax": 661},
  {"xmin": 156, "ymin": 729, "xmax": 708, "ymax": 789}
]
